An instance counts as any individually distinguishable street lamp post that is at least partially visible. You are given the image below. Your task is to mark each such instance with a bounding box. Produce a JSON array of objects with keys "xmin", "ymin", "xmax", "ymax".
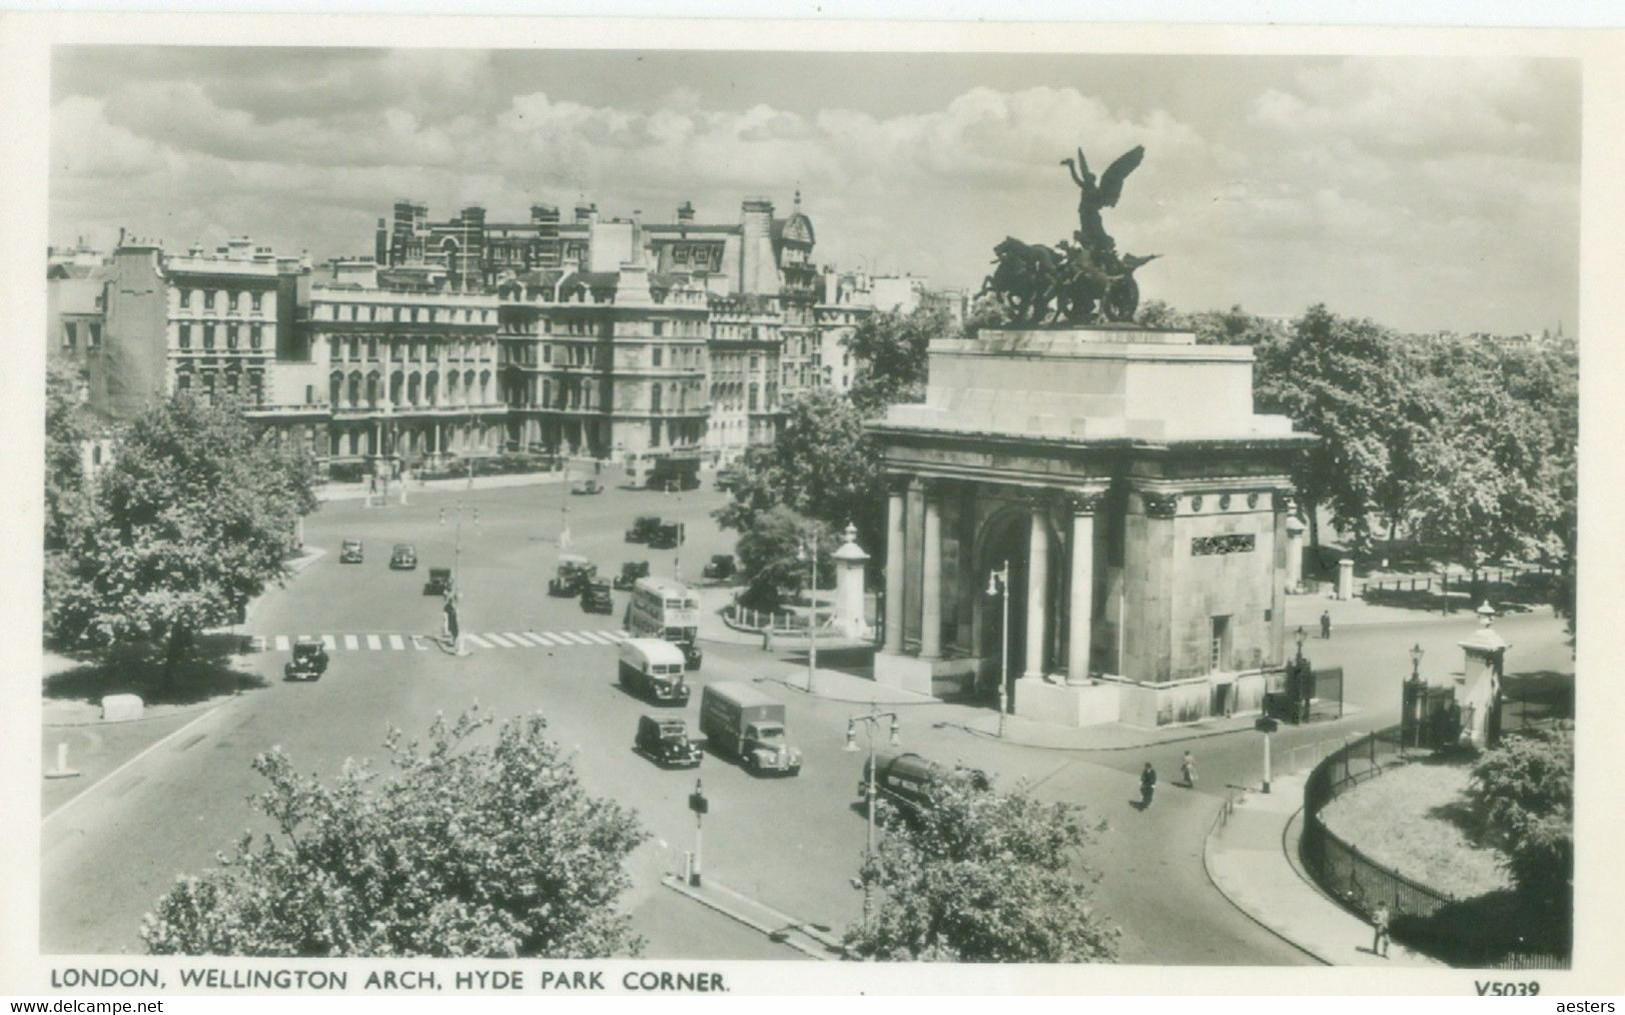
[
  {"xmin": 844, "ymin": 704, "xmax": 900, "ymax": 939},
  {"xmin": 986, "ymin": 561, "xmax": 1011, "ymax": 738},
  {"xmin": 1407, "ymin": 642, "xmax": 1425, "ymax": 752}
]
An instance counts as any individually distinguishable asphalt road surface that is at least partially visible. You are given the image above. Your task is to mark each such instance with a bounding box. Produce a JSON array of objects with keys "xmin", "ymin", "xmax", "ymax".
[{"xmin": 40, "ymin": 474, "xmax": 1572, "ymax": 964}]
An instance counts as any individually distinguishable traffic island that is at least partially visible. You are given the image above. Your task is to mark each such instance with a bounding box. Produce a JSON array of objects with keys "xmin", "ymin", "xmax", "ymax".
[{"xmin": 659, "ymin": 874, "xmax": 842, "ymax": 961}]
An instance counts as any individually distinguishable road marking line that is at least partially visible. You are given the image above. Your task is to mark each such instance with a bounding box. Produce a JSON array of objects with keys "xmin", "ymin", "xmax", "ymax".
[
  {"xmin": 411, "ymin": 635, "xmax": 429, "ymax": 650},
  {"xmin": 512, "ymin": 632, "xmax": 546, "ymax": 646},
  {"xmin": 604, "ymin": 630, "xmax": 629, "ymax": 641},
  {"xmin": 502, "ymin": 632, "xmax": 531, "ymax": 647},
  {"xmin": 464, "ymin": 634, "xmax": 493, "ymax": 649},
  {"xmin": 322, "ymin": 635, "xmax": 336, "ymax": 651},
  {"xmin": 44, "ymin": 704, "xmax": 225, "ymax": 826},
  {"xmin": 388, "ymin": 635, "xmax": 405, "ymax": 650},
  {"xmin": 578, "ymin": 631, "xmax": 615, "ymax": 645},
  {"xmin": 528, "ymin": 633, "xmax": 563, "ymax": 646},
  {"xmin": 366, "ymin": 634, "xmax": 382, "ymax": 650},
  {"xmin": 274, "ymin": 635, "xmax": 289, "ymax": 652},
  {"xmin": 559, "ymin": 632, "xmax": 595, "ymax": 645},
  {"xmin": 344, "ymin": 635, "xmax": 359, "ymax": 650},
  {"xmin": 484, "ymin": 633, "xmax": 517, "ymax": 648}
]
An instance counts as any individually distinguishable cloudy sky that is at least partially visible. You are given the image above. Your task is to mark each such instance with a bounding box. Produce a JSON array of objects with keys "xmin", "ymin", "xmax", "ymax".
[{"xmin": 50, "ymin": 47, "xmax": 1579, "ymax": 335}]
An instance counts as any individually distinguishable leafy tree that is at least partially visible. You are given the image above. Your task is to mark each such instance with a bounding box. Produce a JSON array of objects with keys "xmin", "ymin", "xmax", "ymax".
[
  {"xmin": 1468, "ymin": 724, "xmax": 1573, "ymax": 911},
  {"xmin": 45, "ymin": 360, "xmax": 94, "ymax": 551},
  {"xmin": 44, "ymin": 396, "xmax": 318, "ymax": 680},
  {"xmin": 141, "ymin": 709, "xmax": 647, "ymax": 957},
  {"xmin": 715, "ymin": 389, "xmax": 887, "ymax": 549},
  {"xmin": 846, "ymin": 304, "xmax": 954, "ymax": 417},
  {"xmin": 733, "ymin": 505, "xmax": 838, "ymax": 612},
  {"xmin": 844, "ymin": 768, "xmax": 1119, "ymax": 962}
]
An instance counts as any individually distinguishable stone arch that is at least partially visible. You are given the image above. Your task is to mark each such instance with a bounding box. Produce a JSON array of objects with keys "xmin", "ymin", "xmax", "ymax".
[
  {"xmin": 407, "ymin": 371, "xmax": 421, "ymax": 407},
  {"xmin": 329, "ymin": 371, "xmax": 343, "ymax": 408},
  {"xmin": 970, "ymin": 498, "xmax": 1065, "ymax": 689},
  {"xmin": 347, "ymin": 370, "xmax": 363, "ymax": 408},
  {"xmin": 426, "ymin": 371, "xmax": 438, "ymax": 406}
]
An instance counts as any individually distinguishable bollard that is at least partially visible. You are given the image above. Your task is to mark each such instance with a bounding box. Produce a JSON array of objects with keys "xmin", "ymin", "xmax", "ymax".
[{"xmin": 46, "ymin": 742, "xmax": 81, "ymax": 780}]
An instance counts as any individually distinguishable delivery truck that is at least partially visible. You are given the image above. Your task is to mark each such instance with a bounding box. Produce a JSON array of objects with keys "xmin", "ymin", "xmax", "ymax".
[{"xmin": 698, "ymin": 682, "xmax": 802, "ymax": 776}]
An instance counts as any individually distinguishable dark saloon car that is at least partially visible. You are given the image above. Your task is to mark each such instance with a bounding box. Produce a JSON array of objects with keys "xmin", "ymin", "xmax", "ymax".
[
  {"xmin": 572, "ymin": 478, "xmax": 604, "ymax": 495},
  {"xmin": 390, "ymin": 543, "xmax": 418, "ymax": 570},
  {"xmin": 634, "ymin": 714, "xmax": 703, "ymax": 768},
  {"xmin": 649, "ymin": 523, "xmax": 682, "ymax": 550},
  {"xmin": 613, "ymin": 560, "xmax": 651, "ymax": 591},
  {"xmin": 702, "ymin": 554, "xmax": 736, "ymax": 582},
  {"xmin": 581, "ymin": 578, "xmax": 615, "ymax": 615},
  {"xmin": 339, "ymin": 539, "xmax": 364, "ymax": 564},
  {"xmin": 283, "ymin": 636, "xmax": 329, "ymax": 682}
]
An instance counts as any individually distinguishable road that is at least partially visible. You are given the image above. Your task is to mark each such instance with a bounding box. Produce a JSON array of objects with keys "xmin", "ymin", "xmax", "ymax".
[{"xmin": 39, "ymin": 471, "xmax": 1573, "ymax": 964}]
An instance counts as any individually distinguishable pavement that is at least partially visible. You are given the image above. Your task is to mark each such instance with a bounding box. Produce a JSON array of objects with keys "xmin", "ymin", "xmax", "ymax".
[{"xmin": 1203, "ymin": 772, "xmax": 1445, "ymax": 967}]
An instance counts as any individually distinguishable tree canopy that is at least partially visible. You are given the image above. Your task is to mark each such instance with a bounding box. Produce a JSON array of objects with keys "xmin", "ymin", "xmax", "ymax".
[
  {"xmin": 732, "ymin": 505, "xmax": 839, "ymax": 612},
  {"xmin": 45, "ymin": 360, "xmax": 94, "ymax": 552},
  {"xmin": 1469, "ymin": 724, "xmax": 1573, "ymax": 912},
  {"xmin": 844, "ymin": 304, "xmax": 953, "ymax": 417},
  {"xmin": 141, "ymin": 709, "xmax": 647, "ymax": 957},
  {"xmin": 44, "ymin": 395, "xmax": 319, "ymax": 673},
  {"xmin": 844, "ymin": 768, "xmax": 1119, "ymax": 962}
]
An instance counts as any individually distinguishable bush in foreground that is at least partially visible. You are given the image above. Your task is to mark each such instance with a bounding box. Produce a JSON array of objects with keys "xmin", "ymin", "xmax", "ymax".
[{"xmin": 141, "ymin": 708, "xmax": 647, "ymax": 957}]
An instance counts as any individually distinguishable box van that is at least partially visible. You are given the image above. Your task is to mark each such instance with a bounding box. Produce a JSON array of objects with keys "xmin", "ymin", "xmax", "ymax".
[
  {"xmin": 618, "ymin": 638, "xmax": 690, "ymax": 705},
  {"xmin": 699, "ymin": 682, "xmax": 801, "ymax": 776},
  {"xmin": 860, "ymin": 750, "xmax": 990, "ymax": 814}
]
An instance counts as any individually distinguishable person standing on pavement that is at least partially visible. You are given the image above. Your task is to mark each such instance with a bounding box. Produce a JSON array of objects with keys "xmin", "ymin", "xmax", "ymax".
[
  {"xmin": 1140, "ymin": 762, "xmax": 1157, "ymax": 808},
  {"xmin": 1181, "ymin": 750, "xmax": 1197, "ymax": 789},
  {"xmin": 1320, "ymin": 609, "xmax": 1332, "ymax": 640},
  {"xmin": 1372, "ymin": 901, "xmax": 1392, "ymax": 958}
]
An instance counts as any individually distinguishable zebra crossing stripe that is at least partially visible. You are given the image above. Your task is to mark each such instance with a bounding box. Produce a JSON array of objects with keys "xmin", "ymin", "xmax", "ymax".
[
  {"xmin": 484, "ymin": 633, "xmax": 517, "ymax": 648},
  {"xmin": 274, "ymin": 636, "xmax": 290, "ymax": 652},
  {"xmin": 577, "ymin": 631, "xmax": 615, "ymax": 645},
  {"xmin": 366, "ymin": 635, "xmax": 382, "ymax": 650},
  {"xmin": 605, "ymin": 630, "xmax": 630, "ymax": 641},
  {"xmin": 411, "ymin": 635, "xmax": 430, "ymax": 650},
  {"xmin": 464, "ymin": 634, "xmax": 493, "ymax": 649},
  {"xmin": 516, "ymin": 632, "xmax": 552, "ymax": 647},
  {"xmin": 529, "ymin": 632, "xmax": 564, "ymax": 646},
  {"xmin": 322, "ymin": 635, "xmax": 336, "ymax": 651},
  {"xmin": 344, "ymin": 635, "xmax": 359, "ymax": 650},
  {"xmin": 558, "ymin": 632, "xmax": 595, "ymax": 645},
  {"xmin": 502, "ymin": 633, "xmax": 530, "ymax": 647},
  {"xmin": 388, "ymin": 635, "xmax": 404, "ymax": 650}
]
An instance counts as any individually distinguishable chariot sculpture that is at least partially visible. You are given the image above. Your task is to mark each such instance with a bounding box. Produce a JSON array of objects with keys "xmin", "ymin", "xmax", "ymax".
[{"xmin": 981, "ymin": 145, "xmax": 1159, "ymax": 325}]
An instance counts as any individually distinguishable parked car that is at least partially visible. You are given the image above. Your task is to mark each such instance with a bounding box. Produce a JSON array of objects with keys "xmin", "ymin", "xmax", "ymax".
[
  {"xmin": 423, "ymin": 567, "xmax": 453, "ymax": 597},
  {"xmin": 339, "ymin": 539, "xmax": 364, "ymax": 564},
  {"xmin": 581, "ymin": 578, "xmax": 615, "ymax": 615},
  {"xmin": 699, "ymin": 682, "xmax": 801, "ymax": 776},
  {"xmin": 702, "ymin": 554, "xmax": 736, "ymax": 582},
  {"xmin": 390, "ymin": 543, "xmax": 418, "ymax": 570},
  {"xmin": 613, "ymin": 560, "xmax": 651, "ymax": 591},
  {"xmin": 572, "ymin": 478, "xmax": 604, "ymax": 496},
  {"xmin": 283, "ymin": 636, "xmax": 329, "ymax": 682},
  {"xmin": 649, "ymin": 522, "xmax": 682, "ymax": 550},
  {"xmin": 618, "ymin": 638, "xmax": 691, "ymax": 706},
  {"xmin": 715, "ymin": 467, "xmax": 742, "ymax": 492},
  {"xmin": 633, "ymin": 714, "xmax": 703, "ymax": 768},
  {"xmin": 548, "ymin": 554, "xmax": 596, "ymax": 597},
  {"xmin": 625, "ymin": 516, "xmax": 663, "ymax": 543}
]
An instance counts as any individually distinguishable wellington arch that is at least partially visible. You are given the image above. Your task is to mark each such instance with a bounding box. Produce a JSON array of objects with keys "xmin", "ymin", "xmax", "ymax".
[{"xmin": 866, "ymin": 325, "xmax": 1317, "ymax": 728}]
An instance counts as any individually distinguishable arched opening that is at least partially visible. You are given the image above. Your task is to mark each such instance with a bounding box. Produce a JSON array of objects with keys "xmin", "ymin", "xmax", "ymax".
[{"xmin": 975, "ymin": 507, "xmax": 1031, "ymax": 706}]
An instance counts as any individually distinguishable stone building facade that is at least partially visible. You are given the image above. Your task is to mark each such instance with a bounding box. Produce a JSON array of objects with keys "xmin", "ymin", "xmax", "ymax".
[
  {"xmin": 867, "ymin": 326, "xmax": 1315, "ymax": 728},
  {"xmin": 704, "ymin": 294, "xmax": 782, "ymax": 465}
]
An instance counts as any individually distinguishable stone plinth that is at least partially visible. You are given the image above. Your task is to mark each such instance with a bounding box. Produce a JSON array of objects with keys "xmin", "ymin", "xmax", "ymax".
[
  {"xmin": 1337, "ymin": 558, "xmax": 1355, "ymax": 600},
  {"xmin": 873, "ymin": 651, "xmax": 977, "ymax": 698},
  {"xmin": 831, "ymin": 523, "xmax": 872, "ymax": 640},
  {"xmin": 1013, "ymin": 676, "xmax": 1122, "ymax": 727},
  {"xmin": 101, "ymin": 694, "xmax": 144, "ymax": 722}
]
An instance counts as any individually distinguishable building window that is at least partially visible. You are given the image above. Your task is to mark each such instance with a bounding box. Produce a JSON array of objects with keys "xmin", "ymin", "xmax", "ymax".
[
  {"xmin": 393, "ymin": 307, "xmax": 402, "ymax": 322},
  {"xmin": 250, "ymin": 324, "xmax": 263, "ymax": 349},
  {"xmin": 651, "ymin": 386, "xmax": 662, "ymax": 413},
  {"xmin": 227, "ymin": 324, "xmax": 239, "ymax": 349},
  {"xmin": 63, "ymin": 323, "xmax": 77, "ymax": 349},
  {"xmin": 369, "ymin": 305, "xmax": 378, "ymax": 321},
  {"xmin": 368, "ymin": 338, "xmax": 378, "ymax": 360},
  {"xmin": 231, "ymin": 291, "xmax": 242, "ymax": 313},
  {"xmin": 178, "ymin": 323, "xmax": 191, "ymax": 349},
  {"xmin": 205, "ymin": 290, "xmax": 216, "ymax": 310},
  {"xmin": 306, "ymin": 384, "xmax": 315, "ymax": 405},
  {"xmin": 652, "ymin": 347, "xmax": 663, "ymax": 368},
  {"xmin": 251, "ymin": 291, "xmax": 263, "ymax": 312},
  {"xmin": 410, "ymin": 308, "xmax": 419, "ymax": 323},
  {"xmin": 180, "ymin": 289, "xmax": 192, "ymax": 309},
  {"xmin": 203, "ymin": 324, "xmax": 216, "ymax": 350},
  {"xmin": 653, "ymin": 320, "xmax": 665, "ymax": 337}
]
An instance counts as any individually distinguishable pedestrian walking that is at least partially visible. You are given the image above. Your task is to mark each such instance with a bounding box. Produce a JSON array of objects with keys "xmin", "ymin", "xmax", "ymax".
[
  {"xmin": 1320, "ymin": 609, "xmax": 1332, "ymax": 640},
  {"xmin": 1371, "ymin": 902, "xmax": 1392, "ymax": 958},
  {"xmin": 1140, "ymin": 762, "xmax": 1157, "ymax": 808},
  {"xmin": 1181, "ymin": 750, "xmax": 1197, "ymax": 789}
]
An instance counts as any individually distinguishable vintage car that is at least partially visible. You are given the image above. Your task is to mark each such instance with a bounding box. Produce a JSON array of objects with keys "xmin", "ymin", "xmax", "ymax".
[
  {"xmin": 283, "ymin": 636, "xmax": 329, "ymax": 682},
  {"xmin": 571, "ymin": 478, "xmax": 604, "ymax": 496},
  {"xmin": 612, "ymin": 560, "xmax": 651, "ymax": 591},
  {"xmin": 580, "ymin": 578, "xmax": 615, "ymax": 615},
  {"xmin": 423, "ymin": 567, "xmax": 453, "ymax": 597},
  {"xmin": 702, "ymin": 554, "xmax": 736, "ymax": 582},
  {"xmin": 648, "ymin": 523, "xmax": 682, "ymax": 550},
  {"xmin": 339, "ymin": 539, "xmax": 364, "ymax": 564},
  {"xmin": 714, "ymin": 467, "xmax": 743, "ymax": 492},
  {"xmin": 625, "ymin": 515, "xmax": 663, "ymax": 544},
  {"xmin": 633, "ymin": 714, "xmax": 703, "ymax": 769},
  {"xmin": 389, "ymin": 543, "xmax": 418, "ymax": 570},
  {"xmin": 547, "ymin": 554, "xmax": 597, "ymax": 597}
]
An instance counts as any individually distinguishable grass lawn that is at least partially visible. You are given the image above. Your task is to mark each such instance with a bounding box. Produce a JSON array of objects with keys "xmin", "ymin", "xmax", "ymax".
[{"xmin": 1319, "ymin": 758, "xmax": 1512, "ymax": 900}]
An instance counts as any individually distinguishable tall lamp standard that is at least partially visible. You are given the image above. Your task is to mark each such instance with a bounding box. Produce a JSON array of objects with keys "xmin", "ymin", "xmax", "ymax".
[
  {"xmin": 799, "ymin": 529, "xmax": 822, "ymax": 694},
  {"xmin": 844, "ymin": 704, "xmax": 901, "ymax": 940},
  {"xmin": 1407, "ymin": 642, "xmax": 1425, "ymax": 752},
  {"xmin": 985, "ymin": 561, "xmax": 1011, "ymax": 738}
]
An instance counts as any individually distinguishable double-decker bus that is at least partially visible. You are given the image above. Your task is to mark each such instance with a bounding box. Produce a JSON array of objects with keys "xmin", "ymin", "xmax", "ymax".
[{"xmin": 625, "ymin": 576, "xmax": 703, "ymax": 669}]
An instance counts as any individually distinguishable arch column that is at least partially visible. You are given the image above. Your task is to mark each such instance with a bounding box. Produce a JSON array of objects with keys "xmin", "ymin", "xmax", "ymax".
[
  {"xmin": 884, "ymin": 477, "xmax": 907, "ymax": 654},
  {"xmin": 1024, "ymin": 497, "xmax": 1050, "ymax": 680},
  {"xmin": 1066, "ymin": 489, "xmax": 1107, "ymax": 686},
  {"xmin": 920, "ymin": 484, "xmax": 944, "ymax": 659}
]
